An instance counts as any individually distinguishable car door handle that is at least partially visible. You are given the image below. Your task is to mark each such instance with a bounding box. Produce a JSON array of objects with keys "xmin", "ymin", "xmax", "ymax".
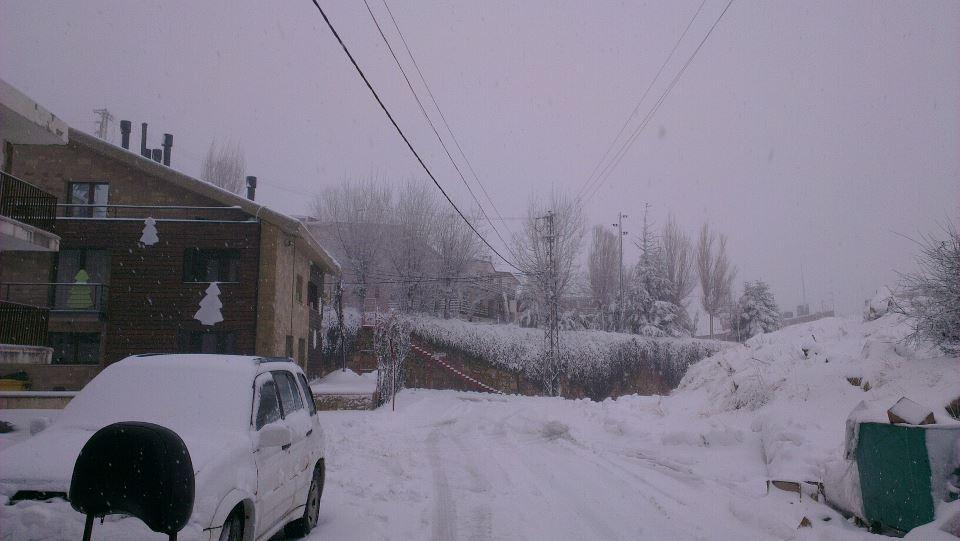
[
  {"xmin": 282, "ymin": 443, "xmax": 291, "ymax": 451},
  {"xmin": 306, "ymin": 429, "xmax": 313, "ymax": 437}
]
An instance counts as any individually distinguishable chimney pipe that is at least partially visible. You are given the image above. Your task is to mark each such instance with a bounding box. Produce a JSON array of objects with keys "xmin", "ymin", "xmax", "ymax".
[
  {"xmin": 246, "ymin": 176, "xmax": 257, "ymax": 201},
  {"xmin": 120, "ymin": 120, "xmax": 131, "ymax": 150},
  {"xmin": 161, "ymin": 133, "xmax": 173, "ymax": 166},
  {"xmin": 151, "ymin": 148, "xmax": 163, "ymax": 163},
  {"xmin": 140, "ymin": 123, "xmax": 149, "ymax": 158}
]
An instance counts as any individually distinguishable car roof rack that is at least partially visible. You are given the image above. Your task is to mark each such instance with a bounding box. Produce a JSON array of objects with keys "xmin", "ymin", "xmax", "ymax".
[{"xmin": 254, "ymin": 356, "xmax": 295, "ymax": 364}]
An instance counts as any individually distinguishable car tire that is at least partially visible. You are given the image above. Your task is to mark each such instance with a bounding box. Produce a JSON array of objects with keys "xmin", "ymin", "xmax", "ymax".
[
  {"xmin": 287, "ymin": 462, "xmax": 324, "ymax": 538},
  {"xmin": 219, "ymin": 507, "xmax": 244, "ymax": 541}
]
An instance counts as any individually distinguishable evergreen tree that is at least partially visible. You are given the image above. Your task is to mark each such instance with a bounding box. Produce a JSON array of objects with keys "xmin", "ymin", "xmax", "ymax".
[
  {"xmin": 737, "ymin": 280, "xmax": 781, "ymax": 338},
  {"xmin": 623, "ymin": 208, "xmax": 685, "ymax": 337}
]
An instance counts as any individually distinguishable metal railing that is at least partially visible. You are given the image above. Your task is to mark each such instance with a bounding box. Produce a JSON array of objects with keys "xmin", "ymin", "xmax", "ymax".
[
  {"xmin": 0, "ymin": 171, "xmax": 57, "ymax": 232},
  {"xmin": 0, "ymin": 282, "xmax": 109, "ymax": 314},
  {"xmin": 0, "ymin": 300, "xmax": 49, "ymax": 346},
  {"xmin": 58, "ymin": 203, "xmax": 250, "ymax": 222}
]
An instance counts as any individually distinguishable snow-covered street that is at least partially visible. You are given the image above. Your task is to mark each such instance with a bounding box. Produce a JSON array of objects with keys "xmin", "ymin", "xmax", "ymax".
[{"xmin": 1, "ymin": 314, "xmax": 957, "ymax": 540}]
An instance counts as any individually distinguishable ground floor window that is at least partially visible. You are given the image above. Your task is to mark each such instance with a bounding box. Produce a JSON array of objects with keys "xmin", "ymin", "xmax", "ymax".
[
  {"xmin": 49, "ymin": 332, "xmax": 100, "ymax": 364},
  {"xmin": 180, "ymin": 330, "xmax": 236, "ymax": 354}
]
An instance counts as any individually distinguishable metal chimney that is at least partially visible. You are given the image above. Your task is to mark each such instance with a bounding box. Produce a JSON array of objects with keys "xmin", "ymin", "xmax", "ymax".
[
  {"xmin": 120, "ymin": 120, "xmax": 132, "ymax": 150},
  {"xmin": 246, "ymin": 176, "xmax": 257, "ymax": 201},
  {"xmin": 151, "ymin": 148, "xmax": 163, "ymax": 163},
  {"xmin": 140, "ymin": 123, "xmax": 149, "ymax": 158},
  {"xmin": 161, "ymin": 134, "xmax": 173, "ymax": 166}
]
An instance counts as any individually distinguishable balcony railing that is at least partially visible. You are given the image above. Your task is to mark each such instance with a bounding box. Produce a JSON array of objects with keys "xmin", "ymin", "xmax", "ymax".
[
  {"xmin": 0, "ymin": 300, "xmax": 49, "ymax": 346},
  {"xmin": 0, "ymin": 283, "xmax": 109, "ymax": 315},
  {"xmin": 58, "ymin": 204, "xmax": 251, "ymax": 222},
  {"xmin": 0, "ymin": 171, "xmax": 57, "ymax": 233}
]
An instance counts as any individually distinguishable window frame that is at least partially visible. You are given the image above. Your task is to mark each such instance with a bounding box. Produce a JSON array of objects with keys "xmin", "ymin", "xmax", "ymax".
[{"xmin": 67, "ymin": 181, "xmax": 110, "ymax": 218}]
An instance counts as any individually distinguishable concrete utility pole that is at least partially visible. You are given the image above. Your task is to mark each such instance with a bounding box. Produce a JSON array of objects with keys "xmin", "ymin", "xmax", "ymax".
[
  {"xmin": 93, "ymin": 108, "xmax": 113, "ymax": 141},
  {"xmin": 613, "ymin": 212, "xmax": 628, "ymax": 331}
]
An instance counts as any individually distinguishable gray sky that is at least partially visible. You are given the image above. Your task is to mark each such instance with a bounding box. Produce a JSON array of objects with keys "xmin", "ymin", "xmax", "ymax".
[{"xmin": 1, "ymin": 0, "xmax": 957, "ymax": 322}]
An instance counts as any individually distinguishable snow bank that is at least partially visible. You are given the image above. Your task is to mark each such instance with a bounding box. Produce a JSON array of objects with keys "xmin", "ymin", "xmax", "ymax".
[
  {"xmin": 409, "ymin": 316, "xmax": 721, "ymax": 392},
  {"xmin": 675, "ymin": 313, "xmax": 960, "ymax": 518}
]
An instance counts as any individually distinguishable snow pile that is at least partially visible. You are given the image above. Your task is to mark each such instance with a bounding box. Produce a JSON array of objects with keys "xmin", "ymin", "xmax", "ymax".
[
  {"xmin": 863, "ymin": 286, "xmax": 894, "ymax": 321},
  {"xmin": 311, "ymin": 369, "xmax": 377, "ymax": 395},
  {"xmin": 409, "ymin": 316, "xmax": 721, "ymax": 392},
  {"xmin": 677, "ymin": 313, "xmax": 959, "ymax": 495}
]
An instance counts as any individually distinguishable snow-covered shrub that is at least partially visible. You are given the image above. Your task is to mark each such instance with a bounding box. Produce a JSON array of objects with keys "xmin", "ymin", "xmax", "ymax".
[
  {"xmin": 863, "ymin": 286, "xmax": 894, "ymax": 321},
  {"xmin": 894, "ymin": 224, "xmax": 960, "ymax": 354},
  {"xmin": 409, "ymin": 316, "xmax": 719, "ymax": 399},
  {"xmin": 321, "ymin": 306, "xmax": 361, "ymax": 360},
  {"xmin": 374, "ymin": 316, "xmax": 413, "ymax": 406}
]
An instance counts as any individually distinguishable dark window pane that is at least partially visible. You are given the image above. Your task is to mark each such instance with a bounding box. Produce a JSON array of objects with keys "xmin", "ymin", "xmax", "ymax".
[
  {"xmin": 274, "ymin": 371, "xmax": 303, "ymax": 413},
  {"xmin": 183, "ymin": 249, "xmax": 239, "ymax": 282},
  {"xmin": 256, "ymin": 379, "xmax": 281, "ymax": 430},
  {"xmin": 297, "ymin": 373, "xmax": 317, "ymax": 415},
  {"xmin": 49, "ymin": 332, "xmax": 100, "ymax": 365}
]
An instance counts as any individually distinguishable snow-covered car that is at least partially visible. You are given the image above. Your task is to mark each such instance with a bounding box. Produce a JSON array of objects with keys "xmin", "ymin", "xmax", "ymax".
[{"xmin": 0, "ymin": 354, "xmax": 326, "ymax": 541}]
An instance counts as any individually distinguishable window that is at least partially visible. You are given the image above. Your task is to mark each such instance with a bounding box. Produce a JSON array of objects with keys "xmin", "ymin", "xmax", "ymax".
[
  {"xmin": 255, "ymin": 378, "xmax": 281, "ymax": 430},
  {"xmin": 296, "ymin": 274, "xmax": 304, "ymax": 304},
  {"xmin": 273, "ymin": 371, "xmax": 303, "ymax": 414},
  {"xmin": 297, "ymin": 373, "xmax": 317, "ymax": 415},
  {"xmin": 180, "ymin": 330, "xmax": 235, "ymax": 354},
  {"xmin": 54, "ymin": 249, "xmax": 110, "ymax": 310},
  {"xmin": 183, "ymin": 248, "xmax": 239, "ymax": 282},
  {"xmin": 285, "ymin": 335, "xmax": 294, "ymax": 358},
  {"xmin": 67, "ymin": 182, "xmax": 109, "ymax": 217},
  {"xmin": 298, "ymin": 338, "xmax": 305, "ymax": 364},
  {"xmin": 307, "ymin": 281, "xmax": 319, "ymax": 311},
  {"xmin": 49, "ymin": 332, "xmax": 100, "ymax": 364}
]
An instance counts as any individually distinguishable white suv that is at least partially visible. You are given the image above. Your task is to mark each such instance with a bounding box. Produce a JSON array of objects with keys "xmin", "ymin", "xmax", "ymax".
[{"xmin": 0, "ymin": 354, "xmax": 326, "ymax": 541}]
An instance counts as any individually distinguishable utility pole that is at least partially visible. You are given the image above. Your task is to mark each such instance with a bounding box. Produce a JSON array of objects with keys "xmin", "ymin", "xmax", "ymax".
[
  {"xmin": 93, "ymin": 108, "xmax": 114, "ymax": 141},
  {"xmin": 613, "ymin": 212, "xmax": 628, "ymax": 331},
  {"xmin": 537, "ymin": 210, "xmax": 560, "ymax": 395}
]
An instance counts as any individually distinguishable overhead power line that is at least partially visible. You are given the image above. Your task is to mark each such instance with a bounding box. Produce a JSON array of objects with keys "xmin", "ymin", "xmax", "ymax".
[
  {"xmin": 360, "ymin": 0, "xmax": 518, "ymax": 263},
  {"xmin": 308, "ymin": 0, "xmax": 521, "ymax": 272},
  {"xmin": 378, "ymin": 0, "xmax": 514, "ymax": 239},
  {"xmin": 574, "ymin": 0, "xmax": 707, "ymax": 204},
  {"xmin": 581, "ymin": 0, "xmax": 735, "ymax": 206}
]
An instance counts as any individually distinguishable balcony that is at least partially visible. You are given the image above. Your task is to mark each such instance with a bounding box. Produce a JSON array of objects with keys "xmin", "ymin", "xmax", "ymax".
[
  {"xmin": 0, "ymin": 300, "xmax": 49, "ymax": 345},
  {"xmin": 0, "ymin": 282, "xmax": 109, "ymax": 317},
  {"xmin": 0, "ymin": 171, "xmax": 60, "ymax": 252},
  {"xmin": 58, "ymin": 203, "xmax": 252, "ymax": 222}
]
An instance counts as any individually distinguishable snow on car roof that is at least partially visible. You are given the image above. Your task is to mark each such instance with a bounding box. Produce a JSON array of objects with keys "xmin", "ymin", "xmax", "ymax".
[{"xmin": 56, "ymin": 354, "xmax": 275, "ymax": 435}]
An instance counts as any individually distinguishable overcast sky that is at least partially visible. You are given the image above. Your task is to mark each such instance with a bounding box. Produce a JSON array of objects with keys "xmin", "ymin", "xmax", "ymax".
[{"xmin": 1, "ymin": 0, "xmax": 957, "ymax": 323}]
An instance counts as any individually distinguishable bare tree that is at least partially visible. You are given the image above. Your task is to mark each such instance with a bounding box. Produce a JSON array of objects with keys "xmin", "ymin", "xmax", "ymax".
[
  {"xmin": 697, "ymin": 222, "xmax": 737, "ymax": 336},
  {"xmin": 387, "ymin": 180, "xmax": 439, "ymax": 311},
  {"xmin": 433, "ymin": 210, "xmax": 482, "ymax": 318},
  {"xmin": 893, "ymin": 223, "xmax": 960, "ymax": 354},
  {"xmin": 587, "ymin": 225, "xmax": 618, "ymax": 330},
  {"xmin": 514, "ymin": 191, "xmax": 586, "ymax": 326},
  {"xmin": 312, "ymin": 176, "xmax": 392, "ymax": 310},
  {"xmin": 662, "ymin": 215, "xmax": 695, "ymax": 330},
  {"xmin": 201, "ymin": 140, "xmax": 246, "ymax": 194}
]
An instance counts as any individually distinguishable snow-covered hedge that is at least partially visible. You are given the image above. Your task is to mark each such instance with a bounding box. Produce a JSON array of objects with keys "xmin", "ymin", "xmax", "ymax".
[{"xmin": 409, "ymin": 316, "xmax": 720, "ymax": 397}]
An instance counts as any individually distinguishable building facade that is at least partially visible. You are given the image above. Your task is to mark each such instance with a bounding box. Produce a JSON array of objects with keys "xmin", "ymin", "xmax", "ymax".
[{"xmin": 0, "ymin": 120, "xmax": 340, "ymax": 390}]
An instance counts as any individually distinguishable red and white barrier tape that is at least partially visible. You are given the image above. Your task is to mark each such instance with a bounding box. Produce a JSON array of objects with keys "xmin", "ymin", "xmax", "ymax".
[{"xmin": 410, "ymin": 344, "xmax": 503, "ymax": 394}]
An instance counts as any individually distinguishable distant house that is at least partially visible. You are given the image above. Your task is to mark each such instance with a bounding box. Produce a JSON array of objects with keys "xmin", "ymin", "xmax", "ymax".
[{"xmin": 0, "ymin": 96, "xmax": 340, "ymax": 390}]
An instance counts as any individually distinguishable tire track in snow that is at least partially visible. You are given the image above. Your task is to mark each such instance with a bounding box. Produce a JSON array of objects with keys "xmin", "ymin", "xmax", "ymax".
[{"xmin": 428, "ymin": 430, "xmax": 458, "ymax": 541}]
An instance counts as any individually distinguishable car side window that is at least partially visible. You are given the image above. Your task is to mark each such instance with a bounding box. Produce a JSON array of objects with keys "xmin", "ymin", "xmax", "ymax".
[
  {"xmin": 255, "ymin": 378, "xmax": 282, "ymax": 430},
  {"xmin": 297, "ymin": 373, "xmax": 317, "ymax": 416},
  {"xmin": 273, "ymin": 371, "xmax": 303, "ymax": 414}
]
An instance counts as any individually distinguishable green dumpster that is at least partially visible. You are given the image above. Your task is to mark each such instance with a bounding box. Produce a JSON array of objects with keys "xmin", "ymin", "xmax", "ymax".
[{"xmin": 856, "ymin": 422, "xmax": 960, "ymax": 533}]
